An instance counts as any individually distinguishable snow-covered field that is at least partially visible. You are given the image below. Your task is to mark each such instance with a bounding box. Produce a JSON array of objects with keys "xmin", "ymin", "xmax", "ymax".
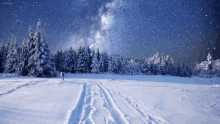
[{"xmin": 0, "ymin": 74, "xmax": 220, "ymax": 124}]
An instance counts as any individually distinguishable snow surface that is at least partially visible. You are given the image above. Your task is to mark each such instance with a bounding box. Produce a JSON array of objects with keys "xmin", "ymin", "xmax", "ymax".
[{"xmin": 0, "ymin": 73, "xmax": 220, "ymax": 124}]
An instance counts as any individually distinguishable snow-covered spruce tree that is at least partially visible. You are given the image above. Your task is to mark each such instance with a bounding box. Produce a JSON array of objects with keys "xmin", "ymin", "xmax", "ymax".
[
  {"xmin": 0, "ymin": 43, "xmax": 5, "ymax": 72},
  {"xmin": 160, "ymin": 56, "xmax": 169, "ymax": 75},
  {"xmin": 77, "ymin": 46, "xmax": 86, "ymax": 73},
  {"xmin": 126, "ymin": 59, "xmax": 141, "ymax": 75},
  {"xmin": 59, "ymin": 50, "xmax": 65, "ymax": 72},
  {"xmin": 91, "ymin": 49, "xmax": 100, "ymax": 74},
  {"xmin": 63, "ymin": 50, "xmax": 68, "ymax": 72},
  {"xmin": 88, "ymin": 47, "xmax": 93, "ymax": 72},
  {"xmin": 146, "ymin": 57, "xmax": 154, "ymax": 75},
  {"xmin": 97, "ymin": 48, "xmax": 100, "ymax": 62},
  {"xmin": 83, "ymin": 46, "xmax": 91, "ymax": 73},
  {"xmin": 4, "ymin": 39, "xmax": 19, "ymax": 73},
  {"xmin": 27, "ymin": 26, "xmax": 35, "ymax": 54},
  {"xmin": 109, "ymin": 56, "xmax": 117, "ymax": 74},
  {"xmin": 116, "ymin": 56, "xmax": 123, "ymax": 74},
  {"xmin": 152, "ymin": 52, "xmax": 161, "ymax": 75},
  {"xmin": 120, "ymin": 57, "xmax": 128, "ymax": 75},
  {"xmin": 72, "ymin": 48, "xmax": 78, "ymax": 73},
  {"xmin": 176, "ymin": 64, "xmax": 183, "ymax": 76},
  {"xmin": 53, "ymin": 50, "xmax": 63, "ymax": 72},
  {"xmin": 1, "ymin": 42, "xmax": 10, "ymax": 72},
  {"xmin": 27, "ymin": 21, "xmax": 55, "ymax": 77},
  {"xmin": 99, "ymin": 53, "xmax": 105, "ymax": 73},
  {"xmin": 176, "ymin": 63, "xmax": 192, "ymax": 77},
  {"xmin": 195, "ymin": 52, "xmax": 214, "ymax": 78},
  {"xmin": 170, "ymin": 64, "xmax": 177, "ymax": 76},
  {"xmin": 52, "ymin": 51, "xmax": 58, "ymax": 71},
  {"xmin": 164, "ymin": 55, "xmax": 172, "ymax": 75},
  {"xmin": 50, "ymin": 52, "xmax": 56, "ymax": 71},
  {"xmin": 19, "ymin": 39, "xmax": 29, "ymax": 75},
  {"xmin": 161, "ymin": 55, "xmax": 175, "ymax": 75},
  {"xmin": 27, "ymin": 26, "xmax": 35, "ymax": 72},
  {"xmin": 64, "ymin": 47, "xmax": 77, "ymax": 73},
  {"xmin": 205, "ymin": 53, "xmax": 213, "ymax": 77},
  {"xmin": 185, "ymin": 65, "xmax": 192, "ymax": 77},
  {"xmin": 108, "ymin": 55, "xmax": 114, "ymax": 73},
  {"xmin": 145, "ymin": 52, "xmax": 161, "ymax": 75},
  {"xmin": 112, "ymin": 57, "xmax": 118, "ymax": 74},
  {"xmin": 212, "ymin": 59, "xmax": 220, "ymax": 77},
  {"xmin": 103, "ymin": 52, "xmax": 109, "ymax": 72},
  {"xmin": 141, "ymin": 58, "xmax": 151, "ymax": 75},
  {"xmin": 99, "ymin": 52, "xmax": 109, "ymax": 73}
]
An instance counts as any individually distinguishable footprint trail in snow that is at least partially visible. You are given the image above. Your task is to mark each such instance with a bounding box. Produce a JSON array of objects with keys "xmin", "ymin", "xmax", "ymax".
[{"xmin": 66, "ymin": 80, "xmax": 168, "ymax": 124}]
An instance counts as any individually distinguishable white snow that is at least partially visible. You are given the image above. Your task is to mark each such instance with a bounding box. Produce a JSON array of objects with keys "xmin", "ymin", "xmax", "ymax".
[{"xmin": 0, "ymin": 73, "xmax": 220, "ymax": 124}]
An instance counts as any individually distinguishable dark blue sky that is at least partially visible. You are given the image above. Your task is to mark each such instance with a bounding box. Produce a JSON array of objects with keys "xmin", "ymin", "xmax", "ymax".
[{"xmin": 0, "ymin": 0, "xmax": 220, "ymax": 67}]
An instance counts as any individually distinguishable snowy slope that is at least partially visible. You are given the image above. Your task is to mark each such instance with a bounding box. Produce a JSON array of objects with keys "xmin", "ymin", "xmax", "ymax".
[{"xmin": 0, "ymin": 74, "xmax": 220, "ymax": 124}]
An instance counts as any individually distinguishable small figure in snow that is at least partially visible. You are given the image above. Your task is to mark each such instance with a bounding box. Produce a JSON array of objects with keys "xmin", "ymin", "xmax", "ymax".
[{"xmin": 61, "ymin": 72, "xmax": 64, "ymax": 81}]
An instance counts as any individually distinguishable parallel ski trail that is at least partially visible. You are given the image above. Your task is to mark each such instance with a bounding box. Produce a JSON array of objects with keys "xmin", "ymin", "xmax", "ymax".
[
  {"xmin": 112, "ymin": 90, "xmax": 168, "ymax": 124},
  {"xmin": 0, "ymin": 80, "xmax": 45, "ymax": 96},
  {"xmin": 65, "ymin": 82, "xmax": 87, "ymax": 124},
  {"xmin": 80, "ymin": 82, "xmax": 96, "ymax": 124},
  {"xmin": 96, "ymin": 81, "xmax": 129, "ymax": 124},
  {"xmin": 66, "ymin": 80, "xmax": 167, "ymax": 124},
  {"xmin": 65, "ymin": 80, "xmax": 129, "ymax": 124}
]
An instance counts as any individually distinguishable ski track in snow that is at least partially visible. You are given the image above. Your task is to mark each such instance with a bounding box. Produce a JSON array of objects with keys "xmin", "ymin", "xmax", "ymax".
[
  {"xmin": 65, "ymin": 80, "xmax": 129, "ymax": 124},
  {"xmin": 64, "ymin": 82, "xmax": 87, "ymax": 124},
  {"xmin": 65, "ymin": 80, "xmax": 168, "ymax": 124},
  {"xmin": 0, "ymin": 80, "xmax": 46, "ymax": 96},
  {"xmin": 111, "ymin": 90, "xmax": 168, "ymax": 124},
  {"xmin": 96, "ymin": 81, "xmax": 129, "ymax": 124}
]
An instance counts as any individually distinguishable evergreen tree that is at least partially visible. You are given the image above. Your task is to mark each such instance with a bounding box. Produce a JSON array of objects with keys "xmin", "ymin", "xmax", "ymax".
[
  {"xmin": 27, "ymin": 26, "xmax": 35, "ymax": 54},
  {"xmin": 185, "ymin": 65, "xmax": 192, "ymax": 77},
  {"xmin": 55, "ymin": 50, "xmax": 64, "ymax": 72},
  {"xmin": 160, "ymin": 56, "xmax": 168, "ymax": 75},
  {"xmin": 19, "ymin": 39, "xmax": 29, "ymax": 75},
  {"xmin": 63, "ymin": 50, "xmax": 68, "ymax": 72},
  {"xmin": 195, "ymin": 52, "xmax": 214, "ymax": 77},
  {"xmin": 91, "ymin": 49, "xmax": 100, "ymax": 73},
  {"xmin": 176, "ymin": 64, "xmax": 192, "ymax": 77},
  {"xmin": 72, "ymin": 48, "xmax": 78, "ymax": 73},
  {"xmin": 4, "ymin": 39, "xmax": 19, "ymax": 73},
  {"xmin": 103, "ymin": 52, "xmax": 109, "ymax": 72},
  {"xmin": 27, "ymin": 26, "xmax": 35, "ymax": 73},
  {"xmin": 97, "ymin": 48, "xmax": 100, "ymax": 62},
  {"xmin": 121, "ymin": 58, "xmax": 128, "ymax": 75},
  {"xmin": 170, "ymin": 64, "xmax": 177, "ymax": 76},
  {"xmin": 99, "ymin": 52, "xmax": 109, "ymax": 73},
  {"xmin": 64, "ymin": 47, "xmax": 77, "ymax": 73},
  {"xmin": 83, "ymin": 46, "xmax": 91, "ymax": 73},
  {"xmin": 56, "ymin": 50, "xmax": 64, "ymax": 71},
  {"xmin": 141, "ymin": 58, "xmax": 151, "ymax": 75},
  {"xmin": 2, "ymin": 42, "xmax": 10, "ymax": 72},
  {"xmin": 108, "ymin": 55, "xmax": 114, "ymax": 73},
  {"xmin": 27, "ymin": 20, "xmax": 55, "ymax": 77},
  {"xmin": 116, "ymin": 56, "xmax": 123, "ymax": 74},
  {"xmin": 126, "ymin": 59, "xmax": 141, "ymax": 75},
  {"xmin": 0, "ymin": 43, "xmax": 5, "ymax": 72},
  {"xmin": 77, "ymin": 46, "xmax": 86, "ymax": 73},
  {"xmin": 53, "ymin": 50, "xmax": 59, "ymax": 71},
  {"xmin": 100, "ymin": 54, "xmax": 105, "ymax": 73},
  {"xmin": 50, "ymin": 52, "xmax": 56, "ymax": 70}
]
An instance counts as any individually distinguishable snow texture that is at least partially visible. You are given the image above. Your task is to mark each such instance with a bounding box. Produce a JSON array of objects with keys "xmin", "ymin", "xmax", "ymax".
[{"xmin": 0, "ymin": 73, "xmax": 220, "ymax": 124}]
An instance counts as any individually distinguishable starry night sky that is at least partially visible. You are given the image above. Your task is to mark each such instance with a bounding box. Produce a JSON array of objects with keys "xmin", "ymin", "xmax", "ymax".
[{"xmin": 0, "ymin": 0, "xmax": 220, "ymax": 67}]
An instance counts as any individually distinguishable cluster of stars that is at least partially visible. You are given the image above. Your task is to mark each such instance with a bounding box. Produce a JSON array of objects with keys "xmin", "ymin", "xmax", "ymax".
[{"xmin": 0, "ymin": 0, "xmax": 219, "ymax": 68}]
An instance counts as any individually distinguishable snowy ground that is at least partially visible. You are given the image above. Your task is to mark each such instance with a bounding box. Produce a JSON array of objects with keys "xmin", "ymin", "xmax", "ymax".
[{"xmin": 0, "ymin": 74, "xmax": 220, "ymax": 124}]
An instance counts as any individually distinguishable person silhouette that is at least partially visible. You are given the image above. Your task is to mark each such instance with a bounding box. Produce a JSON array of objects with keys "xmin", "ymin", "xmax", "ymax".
[{"xmin": 61, "ymin": 72, "xmax": 64, "ymax": 81}]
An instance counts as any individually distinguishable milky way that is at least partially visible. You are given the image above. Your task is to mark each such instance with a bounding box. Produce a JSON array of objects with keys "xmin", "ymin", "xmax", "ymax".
[{"xmin": 0, "ymin": 0, "xmax": 219, "ymax": 67}]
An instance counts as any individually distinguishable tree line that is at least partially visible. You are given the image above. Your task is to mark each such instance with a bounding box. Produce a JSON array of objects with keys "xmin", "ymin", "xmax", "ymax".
[{"xmin": 0, "ymin": 21, "xmax": 219, "ymax": 78}]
